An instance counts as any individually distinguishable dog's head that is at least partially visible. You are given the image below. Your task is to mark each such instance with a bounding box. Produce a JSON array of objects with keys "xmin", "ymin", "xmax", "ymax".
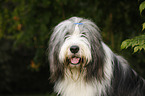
[
  {"xmin": 59, "ymin": 24, "xmax": 92, "ymax": 69},
  {"xmin": 49, "ymin": 17, "xmax": 105, "ymax": 82}
]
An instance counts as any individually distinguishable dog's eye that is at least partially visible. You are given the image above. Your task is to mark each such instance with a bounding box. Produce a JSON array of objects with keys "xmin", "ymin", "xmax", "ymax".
[
  {"xmin": 64, "ymin": 32, "xmax": 70, "ymax": 40},
  {"xmin": 80, "ymin": 32, "xmax": 87, "ymax": 38},
  {"xmin": 65, "ymin": 32, "xmax": 69, "ymax": 35},
  {"xmin": 64, "ymin": 35, "xmax": 70, "ymax": 40}
]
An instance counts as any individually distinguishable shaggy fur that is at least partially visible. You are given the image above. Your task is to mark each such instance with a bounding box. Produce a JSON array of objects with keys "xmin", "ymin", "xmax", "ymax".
[{"xmin": 48, "ymin": 17, "xmax": 145, "ymax": 96}]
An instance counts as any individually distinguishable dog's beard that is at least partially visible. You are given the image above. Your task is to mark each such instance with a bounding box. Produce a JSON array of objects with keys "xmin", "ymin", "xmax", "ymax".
[{"xmin": 64, "ymin": 56, "xmax": 87, "ymax": 81}]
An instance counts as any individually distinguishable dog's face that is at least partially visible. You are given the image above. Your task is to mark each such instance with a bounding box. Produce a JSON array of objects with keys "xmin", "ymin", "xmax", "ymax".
[
  {"xmin": 49, "ymin": 17, "xmax": 104, "ymax": 81},
  {"xmin": 59, "ymin": 24, "xmax": 92, "ymax": 68}
]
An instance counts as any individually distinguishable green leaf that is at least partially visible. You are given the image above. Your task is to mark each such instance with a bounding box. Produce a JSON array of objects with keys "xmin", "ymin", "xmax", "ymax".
[
  {"xmin": 139, "ymin": 1, "xmax": 145, "ymax": 14},
  {"xmin": 121, "ymin": 39, "xmax": 132, "ymax": 49},
  {"xmin": 121, "ymin": 34, "xmax": 145, "ymax": 53},
  {"xmin": 142, "ymin": 22, "xmax": 145, "ymax": 31},
  {"xmin": 134, "ymin": 46, "xmax": 139, "ymax": 53},
  {"xmin": 142, "ymin": 45, "xmax": 145, "ymax": 50},
  {"xmin": 121, "ymin": 40, "xmax": 128, "ymax": 49},
  {"xmin": 131, "ymin": 39, "xmax": 138, "ymax": 47}
]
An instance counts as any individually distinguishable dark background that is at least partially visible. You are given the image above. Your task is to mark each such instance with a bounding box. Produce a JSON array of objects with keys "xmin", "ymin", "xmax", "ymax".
[{"xmin": 0, "ymin": 0, "xmax": 145, "ymax": 95}]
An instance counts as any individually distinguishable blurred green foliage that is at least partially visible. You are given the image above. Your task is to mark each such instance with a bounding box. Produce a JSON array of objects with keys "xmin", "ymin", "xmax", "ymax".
[
  {"xmin": 139, "ymin": 1, "xmax": 145, "ymax": 15},
  {"xmin": 121, "ymin": 1, "xmax": 145, "ymax": 53},
  {"xmin": 0, "ymin": 0, "xmax": 145, "ymax": 95},
  {"xmin": 121, "ymin": 34, "xmax": 145, "ymax": 53}
]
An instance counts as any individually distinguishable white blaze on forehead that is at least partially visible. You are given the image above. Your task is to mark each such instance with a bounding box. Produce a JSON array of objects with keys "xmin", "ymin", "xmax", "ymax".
[
  {"xmin": 73, "ymin": 25, "xmax": 80, "ymax": 35},
  {"xmin": 59, "ymin": 23, "xmax": 92, "ymax": 64}
]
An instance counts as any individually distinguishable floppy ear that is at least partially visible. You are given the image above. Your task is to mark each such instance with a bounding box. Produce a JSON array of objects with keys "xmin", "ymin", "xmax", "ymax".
[
  {"xmin": 48, "ymin": 33, "xmax": 64, "ymax": 82},
  {"xmin": 84, "ymin": 23, "xmax": 105, "ymax": 81},
  {"xmin": 86, "ymin": 39, "xmax": 105, "ymax": 81}
]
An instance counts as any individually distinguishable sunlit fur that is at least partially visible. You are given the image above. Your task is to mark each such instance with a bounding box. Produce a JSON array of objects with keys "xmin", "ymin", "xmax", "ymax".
[{"xmin": 49, "ymin": 17, "xmax": 145, "ymax": 96}]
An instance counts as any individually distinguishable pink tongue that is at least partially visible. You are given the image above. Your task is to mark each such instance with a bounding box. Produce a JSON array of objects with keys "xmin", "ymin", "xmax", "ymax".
[{"xmin": 71, "ymin": 58, "xmax": 80, "ymax": 64}]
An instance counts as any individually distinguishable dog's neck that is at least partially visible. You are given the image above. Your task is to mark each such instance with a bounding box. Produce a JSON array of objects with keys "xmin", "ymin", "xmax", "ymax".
[
  {"xmin": 54, "ymin": 68, "xmax": 98, "ymax": 96},
  {"xmin": 64, "ymin": 68, "xmax": 85, "ymax": 82}
]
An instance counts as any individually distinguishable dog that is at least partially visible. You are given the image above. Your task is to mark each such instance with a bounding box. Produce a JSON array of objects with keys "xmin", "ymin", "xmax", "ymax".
[{"xmin": 48, "ymin": 17, "xmax": 145, "ymax": 96}]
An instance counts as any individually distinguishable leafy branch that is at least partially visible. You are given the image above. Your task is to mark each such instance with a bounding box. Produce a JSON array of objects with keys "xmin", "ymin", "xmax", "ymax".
[
  {"xmin": 121, "ymin": 35, "xmax": 145, "ymax": 53},
  {"xmin": 121, "ymin": 1, "xmax": 145, "ymax": 53}
]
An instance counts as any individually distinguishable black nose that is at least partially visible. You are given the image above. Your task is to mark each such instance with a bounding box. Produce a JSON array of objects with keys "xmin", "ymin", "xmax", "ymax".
[{"xmin": 70, "ymin": 45, "xmax": 79, "ymax": 53}]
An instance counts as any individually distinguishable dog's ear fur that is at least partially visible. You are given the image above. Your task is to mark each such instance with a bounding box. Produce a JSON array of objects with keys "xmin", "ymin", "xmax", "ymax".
[
  {"xmin": 86, "ymin": 39, "xmax": 105, "ymax": 81},
  {"xmin": 49, "ymin": 33, "xmax": 64, "ymax": 83}
]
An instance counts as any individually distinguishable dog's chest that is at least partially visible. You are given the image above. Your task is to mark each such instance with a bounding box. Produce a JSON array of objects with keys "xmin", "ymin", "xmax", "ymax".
[
  {"xmin": 55, "ymin": 79, "xmax": 97, "ymax": 96},
  {"xmin": 54, "ymin": 73, "xmax": 105, "ymax": 96}
]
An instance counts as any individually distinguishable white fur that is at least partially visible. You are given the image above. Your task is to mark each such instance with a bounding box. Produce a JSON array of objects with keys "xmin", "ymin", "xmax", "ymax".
[
  {"xmin": 55, "ymin": 42, "xmax": 114, "ymax": 96},
  {"xmin": 100, "ymin": 42, "xmax": 114, "ymax": 95},
  {"xmin": 49, "ymin": 17, "xmax": 145, "ymax": 96},
  {"xmin": 59, "ymin": 25, "xmax": 92, "ymax": 64},
  {"xmin": 55, "ymin": 69, "xmax": 98, "ymax": 96},
  {"xmin": 51, "ymin": 17, "xmax": 114, "ymax": 96}
]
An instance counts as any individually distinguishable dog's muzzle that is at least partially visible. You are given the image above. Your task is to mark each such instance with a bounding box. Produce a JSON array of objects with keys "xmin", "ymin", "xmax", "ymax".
[{"xmin": 68, "ymin": 45, "xmax": 82, "ymax": 66}]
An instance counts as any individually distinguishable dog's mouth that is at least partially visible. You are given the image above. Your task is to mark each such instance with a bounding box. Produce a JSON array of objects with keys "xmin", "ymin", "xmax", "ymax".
[
  {"xmin": 70, "ymin": 57, "xmax": 81, "ymax": 65},
  {"xmin": 66, "ymin": 56, "xmax": 84, "ymax": 66}
]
